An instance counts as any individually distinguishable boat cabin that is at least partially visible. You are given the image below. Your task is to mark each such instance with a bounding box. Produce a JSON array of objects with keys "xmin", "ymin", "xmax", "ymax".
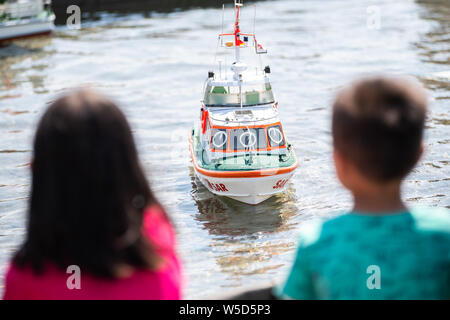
[{"xmin": 200, "ymin": 106, "xmax": 288, "ymax": 162}]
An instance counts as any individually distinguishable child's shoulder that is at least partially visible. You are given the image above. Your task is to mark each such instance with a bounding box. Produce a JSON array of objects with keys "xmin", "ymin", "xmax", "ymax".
[
  {"xmin": 295, "ymin": 206, "xmax": 449, "ymax": 247},
  {"xmin": 295, "ymin": 207, "xmax": 450, "ymax": 249},
  {"xmin": 142, "ymin": 205, "xmax": 177, "ymax": 254},
  {"xmin": 409, "ymin": 206, "xmax": 450, "ymax": 233},
  {"xmin": 295, "ymin": 213, "xmax": 351, "ymax": 247}
]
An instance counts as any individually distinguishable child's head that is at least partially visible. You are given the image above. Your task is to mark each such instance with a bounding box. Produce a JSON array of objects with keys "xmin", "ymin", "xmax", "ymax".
[
  {"xmin": 15, "ymin": 89, "xmax": 162, "ymax": 277},
  {"xmin": 332, "ymin": 76, "xmax": 427, "ymax": 192}
]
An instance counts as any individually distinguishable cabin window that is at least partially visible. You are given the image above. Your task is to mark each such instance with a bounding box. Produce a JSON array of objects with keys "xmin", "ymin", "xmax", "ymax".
[
  {"xmin": 204, "ymin": 83, "xmax": 274, "ymax": 106},
  {"xmin": 267, "ymin": 125, "xmax": 285, "ymax": 147},
  {"xmin": 211, "ymin": 86, "xmax": 227, "ymax": 94},
  {"xmin": 229, "ymin": 128, "xmax": 267, "ymax": 150},
  {"xmin": 211, "ymin": 128, "xmax": 228, "ymax": 150}
]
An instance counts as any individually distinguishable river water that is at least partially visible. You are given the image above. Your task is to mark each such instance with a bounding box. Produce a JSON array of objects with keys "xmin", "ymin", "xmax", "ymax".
[{"xmin": 0, "ymin": 0, "xmax": 448, "ymax": 298}]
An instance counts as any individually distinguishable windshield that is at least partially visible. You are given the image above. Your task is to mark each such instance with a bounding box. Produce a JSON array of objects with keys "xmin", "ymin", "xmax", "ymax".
[
  {"xmin": 229, "ymin": 128, "xmax": 267, "ymax": 150},
  {"xmin": 267, "ymin": 125, "xmax": 285, "ymax": 147},
  {"xmin": 211, "ymin": 128, "xmax": 228, "ymax": 151},
  {"xmin": 204, "ymin": 83, "xmax": 274, "ymax": 106},
  {"xmin": 210, "ymin": 124, "xmax": 286, "ymax": 152}
]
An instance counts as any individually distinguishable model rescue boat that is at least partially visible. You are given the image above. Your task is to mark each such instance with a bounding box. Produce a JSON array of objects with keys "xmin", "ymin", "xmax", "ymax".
[{"xmin": 189, "ymin": 0, "xmax": 298, "ymax": 205}]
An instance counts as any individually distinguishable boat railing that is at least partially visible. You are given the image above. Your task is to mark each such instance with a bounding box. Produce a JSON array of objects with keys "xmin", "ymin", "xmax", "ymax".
[{"xmin": 207, "ymin": 150, "xmax": 289, "ymax": 165}]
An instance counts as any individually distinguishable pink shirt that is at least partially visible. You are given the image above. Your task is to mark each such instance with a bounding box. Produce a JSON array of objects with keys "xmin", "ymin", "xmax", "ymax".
[{"xmin": 2, "ymin": 206, "xmax": 182, "ymax": 300}]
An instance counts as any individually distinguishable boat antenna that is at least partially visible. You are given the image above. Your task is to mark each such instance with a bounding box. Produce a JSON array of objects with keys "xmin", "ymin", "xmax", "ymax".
[
  {"xmin": 221, "ymin": 4, "xmax": 225, "ymax": 35},
  {"xmin": 212, "ymin": 3, "xmax": 225, "ymax": 79},
  {"xmin": 232, "ymin": 1, "xmax": 245, "ymax": 109},
  {"xmin": 253, "ymin": 4, "xmax": 256, "ymax": 35}
]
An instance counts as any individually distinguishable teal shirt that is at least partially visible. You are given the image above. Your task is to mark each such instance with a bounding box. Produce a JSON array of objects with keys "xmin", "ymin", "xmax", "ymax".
[{"xmin": 276, "ymin": 207, "xmax": 450, "ymax": 299}]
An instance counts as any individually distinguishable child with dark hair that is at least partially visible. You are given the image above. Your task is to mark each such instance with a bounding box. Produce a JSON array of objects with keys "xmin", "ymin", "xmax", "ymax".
[
  {"xmin": 275, "ymin": 77, "xmax": 449, "ymax": 299},
  {"xmin": 3, "ymin": 89, "xmax": 182, "ymax": 299}
]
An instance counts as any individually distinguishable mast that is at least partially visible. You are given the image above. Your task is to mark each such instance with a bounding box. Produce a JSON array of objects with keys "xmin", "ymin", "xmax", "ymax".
[
  {"xmin": 234, "ymin": 0, "xmax": 243, "ymax": 63},
  {"xmin": 231, "ymin": 1, "xmax": 245, "ymax": 108}
]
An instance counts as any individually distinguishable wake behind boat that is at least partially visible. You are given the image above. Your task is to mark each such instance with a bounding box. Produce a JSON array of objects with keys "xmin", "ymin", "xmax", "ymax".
[
  {"xmin": 0, "ymin": 0, "xmax": 55, "ymax": 42},
  {"xmin": 189, "ymin": 0, "xmax": 298, "ymax": 205}
]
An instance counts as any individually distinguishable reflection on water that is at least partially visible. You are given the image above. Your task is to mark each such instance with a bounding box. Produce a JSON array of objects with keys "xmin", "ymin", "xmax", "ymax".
[
  {"xmin": 0, "ymin": 0, "xmax": 449, "ymax": 298},
  {"xmin": 416, "ymin": 0, "xmax": 450, "ymax": 64},
  {"xmin": 191, "ymin": 171, "xmax": 298, "ymax": 237},
  {"xmin": 190, "ymin": 169, "xmax": 298, "ymax": 292},
  {"xmin": 416, "ymin": 0, "xmax": 450, "ymax": 96},
  {"xmin": 0, "ymin": 38, "xmax": 52, "ymax": 97}
]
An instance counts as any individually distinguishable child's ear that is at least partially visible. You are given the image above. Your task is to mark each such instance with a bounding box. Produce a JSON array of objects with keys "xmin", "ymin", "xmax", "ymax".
[{"xmin": 333, "ymin": 149, "xmax": 345, "ymax": 179}]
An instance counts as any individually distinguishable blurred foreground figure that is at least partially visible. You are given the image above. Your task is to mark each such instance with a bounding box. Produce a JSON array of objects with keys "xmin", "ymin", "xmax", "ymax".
[
  {"xmin": 3, "ymin": 89, "xmax": 182, "ymax": 300},
  {"xmin": 275, "ymin": 77, "xmax": 450, "ymax": 299}
]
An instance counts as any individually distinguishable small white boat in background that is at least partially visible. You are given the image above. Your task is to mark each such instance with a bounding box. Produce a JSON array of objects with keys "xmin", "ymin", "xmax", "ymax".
[
  {"xmin": 0, "ymin": 0, "xmax": 55, "ymax": 43},
  {"xmin": 189, "ymin": 0, "xmax": 298, "ymax": 205}
]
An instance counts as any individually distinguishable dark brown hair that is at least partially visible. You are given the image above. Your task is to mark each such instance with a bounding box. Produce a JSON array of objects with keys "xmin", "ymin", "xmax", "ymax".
[
  {"xmin": 14, "ymin": 89, "xmax": 165, "ymax": 278},
  {"xmin": 332, "ymin": 76, "xmax": 427, "ymax": 182}
]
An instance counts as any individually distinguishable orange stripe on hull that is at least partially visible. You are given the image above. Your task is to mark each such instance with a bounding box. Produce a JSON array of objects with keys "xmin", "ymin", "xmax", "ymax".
[{"xmin": 189, "ymin": 136, "xmax": 298, "ymax": 179}]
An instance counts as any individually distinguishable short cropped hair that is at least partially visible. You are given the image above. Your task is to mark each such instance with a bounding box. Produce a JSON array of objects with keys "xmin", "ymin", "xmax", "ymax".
[{"xmin": 332, "ymin": 76, "xmax": 427, "ymax": 182}]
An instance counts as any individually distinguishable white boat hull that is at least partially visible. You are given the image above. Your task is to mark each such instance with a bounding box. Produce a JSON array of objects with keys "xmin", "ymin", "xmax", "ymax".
[
  {"xmin": 194, "ymin": 170, "xmax": 294, "ymax": 205},
  {"xmin": 0, "ymin": 17, "xmax": 54, "ymax": 41}
]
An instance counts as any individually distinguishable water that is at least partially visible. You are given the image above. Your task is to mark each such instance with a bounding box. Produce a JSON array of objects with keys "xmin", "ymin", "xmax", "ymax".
[{"xmin": 0, "ymin": 0, "xmax": 449, "ymax": 298}]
